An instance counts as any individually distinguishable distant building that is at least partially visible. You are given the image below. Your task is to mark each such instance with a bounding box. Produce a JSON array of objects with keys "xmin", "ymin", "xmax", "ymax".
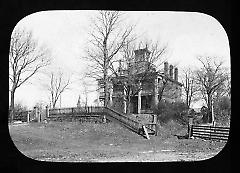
[{"xmin": 97, "ymin": 48, "xmax": 183, "ymax": 114}]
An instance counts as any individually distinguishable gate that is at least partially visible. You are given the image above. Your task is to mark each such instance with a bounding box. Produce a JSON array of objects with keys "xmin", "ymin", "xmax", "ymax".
[{"xmin": 188, "ymin": 124, "xmax": 230, "ymax": 141}]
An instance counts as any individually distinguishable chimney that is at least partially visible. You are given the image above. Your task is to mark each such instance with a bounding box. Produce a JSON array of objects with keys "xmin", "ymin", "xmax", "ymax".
[
  {"xmin": 169, "ymin": 64, "xmax": 173, "ymax": 79},
  {"xmin": 164, "ymin": 62, "xmax": 169, "ymax": 76},
  {"xmin": 174, "ymin": 68, "xmax": 178, "ymax": 81}
]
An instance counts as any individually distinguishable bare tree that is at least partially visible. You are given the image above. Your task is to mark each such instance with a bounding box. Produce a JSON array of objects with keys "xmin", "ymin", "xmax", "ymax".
[
  {"xmin": 195, "ymin": 56, "xmax": 228, "ymax": 123},
  {"xmin": 181, "ymin": 68, "xmax": 198, "ymax": 108},
  {"xmin": 212, "ymin": 68, "xmax": 231, "ymax": 103},
  {"xmin": 84, "ymin": 10, "xmax": 135, "ymax": 107},
  {"xmin": 226, "ymin": 71, "xmax": 231, "ymax": 98},
  {"xmin": 9, "ymin": 28, "xmax": 50, "ymax": 122},
  {"xmin": 34, "ymin": 100, "xmax": 47, "ymax": 111},
  {"xmin": 46, "ymin": 70, "xmax": 71, "ymax": 108},
  {"xmin": 12, "ymin": 102, "xmax": 28, "ymax": 113},
  {"xmin": 211, "ymin": 67, "xmax": 231, "ymax": 124},
  {"xmin": 216, "ymin": 68, "xmax": 231, "ymax": 99},
  {"xmin": 157, "ymin": 76, "xmax": 174, "ymax": 102},
  {"xmin": 34, "ymin": 100, "xmax": 48, "ymax": 119},
  {"xmin": 109, "ymin": 40, "xmax": 167, "ymax": 114},
  {"xmin": 80, "ymin": 79, "xmax": 94, "ymax": 107}
]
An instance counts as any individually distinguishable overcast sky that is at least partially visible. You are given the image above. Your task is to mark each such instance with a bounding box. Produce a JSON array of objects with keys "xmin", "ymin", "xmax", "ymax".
[{"xmin": 10, "ymin": 10, "xmax": 230, "ymax": 109}]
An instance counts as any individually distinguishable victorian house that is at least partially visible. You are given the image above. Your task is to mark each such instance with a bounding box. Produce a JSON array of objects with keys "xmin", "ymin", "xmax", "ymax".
[{"xmin": 97, "ymin": 48, "xmax": 183, "ymax": 114}]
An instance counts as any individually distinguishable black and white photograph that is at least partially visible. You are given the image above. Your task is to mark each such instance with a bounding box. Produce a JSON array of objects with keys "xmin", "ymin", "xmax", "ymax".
[{"xmin": 8, "ymin": 10, "xmax": 231, "ymax": 162}]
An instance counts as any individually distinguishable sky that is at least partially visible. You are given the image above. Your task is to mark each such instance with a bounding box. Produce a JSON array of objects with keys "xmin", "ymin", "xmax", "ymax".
[{"xmin": 9, "ymin": 10, "xmax": 231, "ymax": 109}]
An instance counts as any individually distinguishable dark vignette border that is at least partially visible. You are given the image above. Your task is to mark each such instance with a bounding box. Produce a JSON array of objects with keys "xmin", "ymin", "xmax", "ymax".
[{"xmin": 0, "ymin": 0, "xmax": 232, "ymax": 173}]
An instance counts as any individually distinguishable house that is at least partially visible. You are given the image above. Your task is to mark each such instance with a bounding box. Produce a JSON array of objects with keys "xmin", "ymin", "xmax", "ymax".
[{"xmin": 97, "ymin": 48, "xmax": 183, "ymax": 114}]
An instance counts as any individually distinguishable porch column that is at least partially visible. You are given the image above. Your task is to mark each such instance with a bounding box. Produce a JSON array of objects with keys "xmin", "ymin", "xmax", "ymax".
[
  {"xmin": 154, "ymin": 78, "xmax": 159, "ymax": 106},
  {"xmin": 138, "ymin": 84, "xmax": 142, "ymax": 114}
]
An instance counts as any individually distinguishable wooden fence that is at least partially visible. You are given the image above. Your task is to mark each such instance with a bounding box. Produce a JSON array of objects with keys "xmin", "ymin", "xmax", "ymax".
[
  {"xmin": 104, "ymin": 107, "xmax": 142, "ymax": 133},
  {"xmin": 49, "ymin": 106, "xmax": 105, "ymax": 116},
  {"xmin": 12, "ymin": 111, "xmax": 29, "ymax": 122},
  {"xmin": 189, "ymin": 124, "xmax": 230, "ymax": 141},
  {"xmin": 48, "ymin": 106, "xmax": 158, "ymax": 139},
  {"xmin": 11, "ymin": 110, "xmax": 37, "ymax": 123},
  {"xmin": 48, "ymin": 106, "xmax": 104, "ymax": 122},
  {"xmin": 10, "ymin": 106, "xmax": 44, "ymax": 123}
]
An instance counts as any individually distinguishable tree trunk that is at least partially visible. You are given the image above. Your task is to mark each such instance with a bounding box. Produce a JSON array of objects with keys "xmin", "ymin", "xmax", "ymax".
[
  {"xmin": 52, "ymin": 97, "xmax": 58, "ymax": 108},
  {"xmin": 207, "ymin": 94, "xmax": 212, "ymax": 123},
  {"xmin": 158, "ymin": 92, "xmax": 163, "ymax": 103},
  {"xmin": 186, "ymin": 94, "xmax": 189, "ymax": 108},
  {"xmin": 104, "ymin": 76, "xmax": 108, "ymax": 107},
  {"xmin": 126, "ymin": 89, "xmax": 132, "ymax": 115},
  {"xmin": 126, "ymin": 98, "xmax": 131, "ymax": 115},
  {"xmin": 103, "ymin": 56, "xmax": 108, "ymax": 107},
  {"xmin": 103, "ymin": 38, "xmax": 108, "ymax": 108},
  {"xmin": 10, "ymin": 90, "xmax": 15, "ymax": 123},
  {"xmin": 52, "ymin": 102, "xmax": 56, "ymax": 109}
]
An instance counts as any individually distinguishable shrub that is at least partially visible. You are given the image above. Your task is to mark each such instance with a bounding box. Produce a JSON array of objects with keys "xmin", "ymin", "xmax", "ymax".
[
  {"xmin": 153, "ymin": 101, "xmax": 189, "ymax": 125},
  {"xmin": 214, "ymin": 96, "xmax": 231, "ymax": 126}
]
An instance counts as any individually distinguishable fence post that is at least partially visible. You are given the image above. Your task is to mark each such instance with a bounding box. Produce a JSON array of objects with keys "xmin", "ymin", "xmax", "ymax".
[
  {"xmin": 152, "ymin": 115, "xmax": 158, "ymax": 136},
  {"xmin": 34, "ymin": 107, "xmax": 40, "ymax": 123},
  {"xmin": 142, "ymin": 125, "xmax": 150, "ymax": 140},
  {"xmin": 46, "ymin": 105, "xmax": 49, "ymax": 118},
  {"xmin": 188, "ymin": 117, "xmax": 193, "ymax": 139},
  {"xmin": 34, "ymin": 107, "xmax": 37, "ymax": 122},
  {"xmin": 210, "ymin": 125, "xmax": 212, "ymax": 140},
  {"xmin": 37, "ymin": 107, "xmax": 41, "ymax": 123},
  {"xmin": 155, "ymin": 123, "xmax": 158, "ymax": 136},
  {"xmin": 102, "ymin": 115, "xmax": 106, "ymax": 123},
  {"xmin": 27, "ymin": 111, "xmax": 30, "ymax": 123},
  {"xmin": 212, "ymin": 121, "xmax": 216, "ymax": 127}
]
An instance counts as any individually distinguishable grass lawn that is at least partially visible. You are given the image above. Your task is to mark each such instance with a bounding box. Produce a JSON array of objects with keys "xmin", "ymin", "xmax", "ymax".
[{"xmin": 8, "ymin": 120, "xmax": 227, "ymax": 162}]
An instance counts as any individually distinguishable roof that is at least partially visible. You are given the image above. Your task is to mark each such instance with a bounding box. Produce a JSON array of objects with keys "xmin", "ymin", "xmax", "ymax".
[
  {"xmin": 134, "ymin": 48, "xmax": 151, "ymax": 55},
  {"xmin": 106, "ymin": 71, "xmax": 182, "ymax": 87}
]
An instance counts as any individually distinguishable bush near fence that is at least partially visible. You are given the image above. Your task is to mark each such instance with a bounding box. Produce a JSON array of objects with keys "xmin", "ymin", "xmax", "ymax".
[{"xmin": 153, "ymin": 101, "xmax": 189, "ymax": 125}]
